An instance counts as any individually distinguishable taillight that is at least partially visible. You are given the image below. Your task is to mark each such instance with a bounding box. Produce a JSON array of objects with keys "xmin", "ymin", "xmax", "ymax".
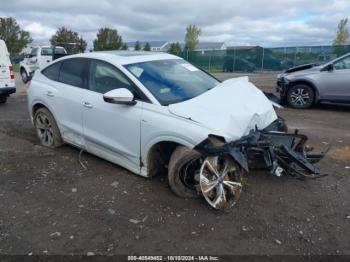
[{"xmin": 9, "ymin": 65, "xmax": 14, "ymax": 79}]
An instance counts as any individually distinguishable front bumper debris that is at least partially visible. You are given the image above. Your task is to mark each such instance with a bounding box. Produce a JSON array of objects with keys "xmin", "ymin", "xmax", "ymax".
[
  {"xmin": 194, "ymin": 128, "xmax": 329, "ymax": 209},
  {"xmin": 195, "ymin": 129, "xmax": 329, "ymax": 179}
]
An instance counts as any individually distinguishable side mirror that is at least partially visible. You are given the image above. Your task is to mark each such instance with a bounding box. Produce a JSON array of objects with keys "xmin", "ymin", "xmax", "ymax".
[
  {"xmin": 103, "ymin": 88, "xmax": 136, "ymax": 105},
  {"xmin": 321, "ymin": 63, "xmax": 334, "ymax": 72}
]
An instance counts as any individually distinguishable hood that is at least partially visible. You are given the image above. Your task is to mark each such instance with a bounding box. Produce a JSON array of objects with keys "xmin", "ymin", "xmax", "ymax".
[
  {"xmin": 283, "ymin": 64, "xmax": 322, "ymax": 78},
  {"xmin": 168, "ymin": 77, "xmax": 277, "ymax": 141}
]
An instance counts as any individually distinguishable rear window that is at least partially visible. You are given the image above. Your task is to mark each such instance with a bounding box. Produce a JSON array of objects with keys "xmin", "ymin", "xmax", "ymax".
[
  {"xmin": 42, "ymin": 62, "xmax": 62, "ymax": 81},
  {"xmin": 59, "ymin": 59, "xmax": 86, "ymax": 87},
  {"xmin": 41, "ymin": 47, "xmax": 66, "ymax": 56}
]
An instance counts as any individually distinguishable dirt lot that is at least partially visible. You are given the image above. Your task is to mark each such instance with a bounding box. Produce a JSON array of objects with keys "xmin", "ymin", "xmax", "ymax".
[{"xmin": 0, "ymin": 73, "xmax": 349, "ymax": 256}]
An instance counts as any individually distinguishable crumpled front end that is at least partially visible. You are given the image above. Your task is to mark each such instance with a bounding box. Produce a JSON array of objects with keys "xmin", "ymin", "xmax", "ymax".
[{"xmin": 193, "ymin": 123, "xmax": 329, "ymax": 209}]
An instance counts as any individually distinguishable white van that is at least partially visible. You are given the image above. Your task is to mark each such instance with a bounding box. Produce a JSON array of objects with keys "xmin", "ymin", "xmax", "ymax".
[{"xmin": 0, "ymin": 39, "xmax": 15, "ymax": 104}]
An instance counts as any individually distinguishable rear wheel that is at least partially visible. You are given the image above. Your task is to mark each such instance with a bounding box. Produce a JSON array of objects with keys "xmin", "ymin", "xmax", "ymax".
[
  {"xmin": 287, "ymin": 84, "xmax": 314, "ymax": 109},
  {"xmin": 34, "ymin": 107, "xmax": 63, "ymax": 148},
  {"xmin": 21, "ymin": 69, "xmax": 28, "ymax": 84},
  {"xmin": 0, "ymin": 96, "xmax": 7, "ymax": 104}
]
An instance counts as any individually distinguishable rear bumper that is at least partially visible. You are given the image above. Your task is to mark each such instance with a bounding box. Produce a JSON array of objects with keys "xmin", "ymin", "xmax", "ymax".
[{"xmin": 0, "ymin": 87, "xmax": 16, "ymax": 96}]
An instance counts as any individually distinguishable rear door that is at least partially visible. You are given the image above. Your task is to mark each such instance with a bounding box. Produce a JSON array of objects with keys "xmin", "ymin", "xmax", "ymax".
[
  {"xmin": 39, "ymin": 47, "xmax": 53, "ymax": 69},
  {"xmin": 41, "ymin": 58, "xmax": 87, "ymax": 147},
  {"xmin": 0, "ymin": 41, "xmax": 14, "ymax": 88}
]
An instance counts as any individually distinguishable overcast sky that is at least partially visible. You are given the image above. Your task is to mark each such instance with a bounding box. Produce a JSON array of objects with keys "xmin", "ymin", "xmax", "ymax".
[{"xmin": 1, "ymin": 0, "xmax": 349, "ymax": 48}]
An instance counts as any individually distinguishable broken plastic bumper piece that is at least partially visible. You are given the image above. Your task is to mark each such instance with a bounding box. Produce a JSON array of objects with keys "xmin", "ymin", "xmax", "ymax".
[{"xmin": 195, "ymin": 129, "xmax": 329, "ymax": 179}]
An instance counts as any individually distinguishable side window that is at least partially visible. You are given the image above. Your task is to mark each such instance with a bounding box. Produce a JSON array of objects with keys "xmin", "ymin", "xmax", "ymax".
[
  {"xmin": 89, "ymin": 60, "xmax": 139, "ymax": 97},
  {"xmin": 42, "ymin": 61, "xmax": 62, "ymax": 81},
  {"xmin": 334, "ymin": 56, "xmax": 350, "ymax": 70},
  {"xmin": 29, "ymin": 48, "xmax": 38, "ymax": 58},
  {"xmin": 59, "ymin": 59, "xmax": 86, "ymax": 87}
]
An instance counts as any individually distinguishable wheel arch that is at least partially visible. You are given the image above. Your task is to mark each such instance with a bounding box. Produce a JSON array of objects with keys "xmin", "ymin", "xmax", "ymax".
[
  {"xmin": 30, "ymin": 100, "xmax": 60, "ymax": 129},
  {"xmin": 143, "ymin": 137, "xmax": 197, "ymax": 177},
  {"xmin": 20, "ymin": 65, "xmax": 29, "ymax": 74}
]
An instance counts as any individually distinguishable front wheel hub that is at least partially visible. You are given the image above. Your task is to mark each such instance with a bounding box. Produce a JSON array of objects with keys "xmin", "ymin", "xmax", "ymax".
[{"xmin": 199, "ymin": 156, "xmax": 242, "ymax": 209}]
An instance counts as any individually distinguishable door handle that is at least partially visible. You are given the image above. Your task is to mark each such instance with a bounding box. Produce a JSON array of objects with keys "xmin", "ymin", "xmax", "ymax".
[
  {"xmin": 82, "ymin": 101, "xmax": 93, "ymax": 108},
  {"xmin": 46, "ymin": 91, "xmax": 54, "ymax": 97}
]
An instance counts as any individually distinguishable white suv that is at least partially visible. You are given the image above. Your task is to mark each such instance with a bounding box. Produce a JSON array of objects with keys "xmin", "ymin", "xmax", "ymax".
[
  {"xmin": 0, "ymin": 39, "xmax": 15, "ymax": 104},
  {"xmin": 27, "ymin": 51, "xmax": 326, "ymax": 209}
]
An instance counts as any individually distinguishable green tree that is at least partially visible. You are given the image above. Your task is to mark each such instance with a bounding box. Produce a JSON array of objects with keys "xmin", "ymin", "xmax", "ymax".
[
  {"xmin": 333, "ymin": 18, "xmax": 349, "ymax": 46},
  {"xmin": 0, "ymin": 17, "xmax": 32, "ymax": 55},
  {"xmin": 185, "ymin": 24, "xmax": 201, "ymax": 51},
  {"xmin": 93, "ymin": 27, "xmax": 124, "ymax": 51},
  {"xmin": 143, "ymin": 42, "xmax": 151, "ymax": 51},
  {"xmin": 167, "ymin": 42, "xmax": 182, "ymax": 54},
  {"xmin": 50, "ymin": 27, "xmax": 87, "ymax": 54},
  {"xmin": 134, "ymin": 40, "xmax": 141, "ymax": 51},
  {"xmin": 121, "ymin": 43, "xmax": 128, "ymax": 50}
]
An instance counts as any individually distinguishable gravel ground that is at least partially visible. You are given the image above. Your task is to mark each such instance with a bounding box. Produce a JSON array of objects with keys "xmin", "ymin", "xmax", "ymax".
[{"xmin": 0, "ymin": 73, "xmax": 349, "ymax": 256}]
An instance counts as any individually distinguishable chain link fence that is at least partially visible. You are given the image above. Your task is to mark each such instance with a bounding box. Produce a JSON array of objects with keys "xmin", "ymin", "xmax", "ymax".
[{"xmin": 177, "ymin": 45, "xmax": 350, "ymax": 73}]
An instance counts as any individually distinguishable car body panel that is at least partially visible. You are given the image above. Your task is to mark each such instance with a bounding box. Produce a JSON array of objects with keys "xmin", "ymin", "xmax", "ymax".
[
  {"xmin": 169, "ymin": 77, "xmax": 277, "ymax": 142},
  {"xmin": 29, "ymin": 72, "xmax": 84, "ymax": 147},
  {"xmin": 82, "ymin": 88, "xmax": 143, "ymax": 172}
]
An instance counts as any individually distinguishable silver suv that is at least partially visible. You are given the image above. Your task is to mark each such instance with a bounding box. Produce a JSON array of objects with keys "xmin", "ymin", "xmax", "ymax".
[{"xmin": 277, "ymin": 53, "xmax": 350, "ymax": 108}]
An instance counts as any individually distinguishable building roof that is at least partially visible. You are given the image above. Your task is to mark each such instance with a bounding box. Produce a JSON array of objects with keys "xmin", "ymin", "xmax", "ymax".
[
  {"xmin": 196, "ymin": 42, "xmax": 225, "ymax": 49},
  {"xmin": 126, "ymin": 41, "xmax": 169, "ymax": 48},
  {"xmin": 178, "ymin": 42, "xmax": 225, "ymax": 50},
  {"xmin": 226, "ymin": 45, "xmax": 262, "ymax": 50}
]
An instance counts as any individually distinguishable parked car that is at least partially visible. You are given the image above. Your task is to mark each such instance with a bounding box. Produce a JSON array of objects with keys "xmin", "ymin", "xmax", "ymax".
[
  {"xmin": 0, "ymin": 39, "xmax": 15, "ymax": 104},
  {"xmin": 20, "ymin": 46, "xmax": 67, "ymax": 83},
  {"xmin": 27, "ymin": 51, "xmax": 326, "ymax": 209},
  {"xmin": 277, "ymin": 52, "xmax": 350, "ymax": 108}
]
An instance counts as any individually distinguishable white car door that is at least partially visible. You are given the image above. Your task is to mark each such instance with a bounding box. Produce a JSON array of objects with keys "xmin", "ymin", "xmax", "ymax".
[
  {"xmin": 39, "ymin": 47, "xmax": 53, "ymax": 69},
  {"xmin": 82, "ymin": 59, "xmax": 144, "ymax": 173},
  {"xmin": 41, "ymin": 58, "xmax": 86, "ymax": 147}
]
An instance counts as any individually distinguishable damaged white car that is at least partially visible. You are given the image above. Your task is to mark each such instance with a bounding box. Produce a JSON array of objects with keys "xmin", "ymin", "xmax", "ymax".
[{"xmin": 27, "ymin": 51, "xmax": 328, "ymax": 209}]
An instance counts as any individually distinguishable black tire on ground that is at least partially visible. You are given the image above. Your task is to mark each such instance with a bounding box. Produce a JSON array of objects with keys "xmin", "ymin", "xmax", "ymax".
[
  {"xmin": 21, "ymin": 69, "xmax": 28, "ymax": 84},
  {"xmin": 34, "ymin": 107, "xmax": 63, "ymax": 148},
  {"xmin": 0, "ymin": 96, "xmax": 7, "ymax": 104},
  {"xmin": 287, "ymin": 84, "xmax": 315, "ymax": 109},
  {"xmin": 168, "ymin": 146, "xmax": 202, "ymax": 198}
]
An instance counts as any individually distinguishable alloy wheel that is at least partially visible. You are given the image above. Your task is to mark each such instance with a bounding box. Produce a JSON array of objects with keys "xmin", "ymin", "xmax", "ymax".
[
  {"xmin": 290, "ymin": 88, "xmax": 311, "ymax": 107},
  {"xmin": 35, "ymin": 112, "xmax": 54, "ymax": 147},
  {"xmin": 199, "ymin": 156, "xmax": 242, "ymax": 209}
]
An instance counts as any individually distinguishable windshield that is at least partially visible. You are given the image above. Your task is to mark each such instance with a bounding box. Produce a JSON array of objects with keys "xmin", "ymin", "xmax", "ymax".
[{"xmin": 124, "ymin": 59, "xmax": 220, "ymax": 105}]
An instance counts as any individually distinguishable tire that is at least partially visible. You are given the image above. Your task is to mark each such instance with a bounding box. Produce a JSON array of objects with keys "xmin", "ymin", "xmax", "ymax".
[
  {"xmin": 21, "ymin": 69, "xmax": 28, "ymax": 84},
  {"xmin": 168, "ymin": 146, "xmax": 203, "ymax": 198},
  {"xmin": 287, "ymin": 84, "xmax": 315, "ymax": 109},
  {"xmin": 0, "ymin": 96, "xmax": 7, "ymax": 104},
  {"xmin": 34, "ymin": 107, "xmax": 63, "ymax": 148}
]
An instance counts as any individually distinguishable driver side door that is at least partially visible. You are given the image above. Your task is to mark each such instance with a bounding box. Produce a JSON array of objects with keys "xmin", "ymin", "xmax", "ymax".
[
  {"xmin": 82, "ymin": 59, "xmax": 144, "ymax": 173},
  {"xmin": 319, "ymin": 55, "xmax": 350, "ymax": 101}
]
